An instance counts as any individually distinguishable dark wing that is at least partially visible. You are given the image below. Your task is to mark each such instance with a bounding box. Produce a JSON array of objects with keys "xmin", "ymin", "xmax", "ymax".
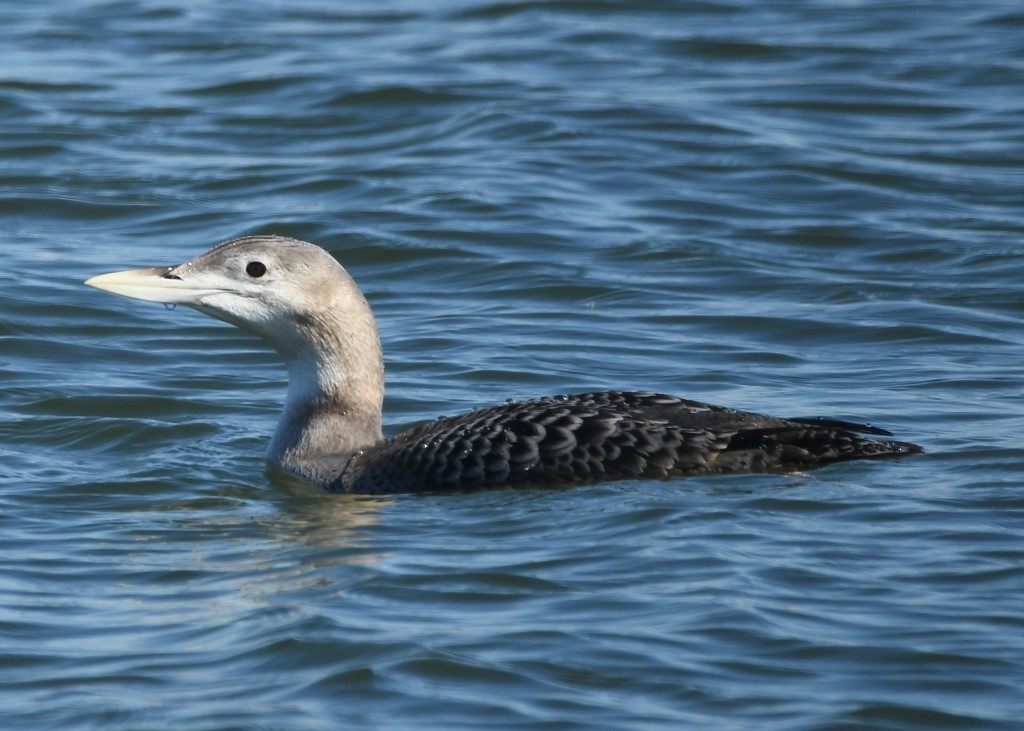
[
  {"xmin": 548, "ymin": 391, "xmax": 792, "ymax": 430},
  {"xmin": 578, "ymin": 391, "xmax": 904, "ymax": 437},
  {"xmin": 332, "ymin": 391, "xmax": 922, "ymax": 494},
  {"xmin": 335, "ymin": 393, "xmax": 729, "ymax": 494}
]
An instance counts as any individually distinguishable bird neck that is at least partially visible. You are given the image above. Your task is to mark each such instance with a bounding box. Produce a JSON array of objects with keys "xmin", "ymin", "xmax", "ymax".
[{"xmin": 267, "ymin": 314, "xmax": 385, "ymax": 477}]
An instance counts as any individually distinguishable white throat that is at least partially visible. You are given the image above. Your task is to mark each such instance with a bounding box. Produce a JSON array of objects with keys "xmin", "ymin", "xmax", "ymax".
[{"xmin": 266, "ymin": 320, "xmax": 384, "ymax": 475}]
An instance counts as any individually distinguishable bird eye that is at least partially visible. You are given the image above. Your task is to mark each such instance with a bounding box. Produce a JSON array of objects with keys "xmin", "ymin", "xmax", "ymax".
[{"xmin": 245, "ymin": 261, "xmax": 267, "ymax": 278}]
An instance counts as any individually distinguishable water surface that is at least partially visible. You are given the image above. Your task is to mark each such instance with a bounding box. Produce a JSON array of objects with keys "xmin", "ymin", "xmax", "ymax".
[{"xmin": 3, "ymin": 1, "xmax": 1024, "ymax": 729}]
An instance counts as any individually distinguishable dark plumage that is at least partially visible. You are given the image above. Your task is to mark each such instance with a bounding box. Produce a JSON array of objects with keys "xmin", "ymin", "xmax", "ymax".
[{"xmin": 339, "ymin": 391, "xmax": 921, "ymax": 494}]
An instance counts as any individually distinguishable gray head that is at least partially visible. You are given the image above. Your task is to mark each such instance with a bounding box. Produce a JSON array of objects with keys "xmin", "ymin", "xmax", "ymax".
[
  {"xmin": 86, "ymin": 235, "xmax": 377, "ymax": 361},
  {"xmin": 87, "ymin": 235, "xmax": 386, "ymax": 469}
]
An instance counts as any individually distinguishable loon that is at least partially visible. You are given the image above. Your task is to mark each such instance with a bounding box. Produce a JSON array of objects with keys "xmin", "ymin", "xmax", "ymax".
[{"xmin": 85, "ymin": 235, "xmax": 922, "ymax": 494}]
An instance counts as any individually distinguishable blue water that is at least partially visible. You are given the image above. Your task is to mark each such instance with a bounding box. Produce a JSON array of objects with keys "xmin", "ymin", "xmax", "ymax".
[{"xmin": 3, "ymin": 1, "xmax": 1024, "ymax": 729}]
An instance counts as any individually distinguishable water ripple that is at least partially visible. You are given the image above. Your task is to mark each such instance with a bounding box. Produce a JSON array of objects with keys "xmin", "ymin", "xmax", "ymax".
[{"xmin": 3, "ymin": 1, "xmax": 1024, "ymax": 729}]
